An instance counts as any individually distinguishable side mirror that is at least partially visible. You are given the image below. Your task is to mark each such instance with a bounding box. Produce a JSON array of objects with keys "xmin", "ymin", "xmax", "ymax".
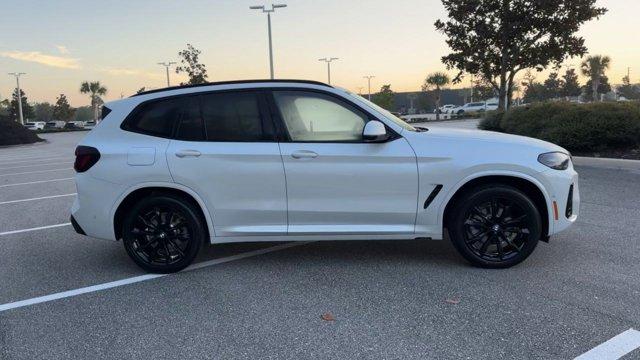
[{"xmin": 363, "ymin": 120, "xmax": 389, "ymax": 142}]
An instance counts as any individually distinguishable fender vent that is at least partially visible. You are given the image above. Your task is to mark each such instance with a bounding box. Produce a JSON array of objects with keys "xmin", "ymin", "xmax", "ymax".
[{"xmin": 424, "ymin": 185, "xmax": 443, "ymax": 209}]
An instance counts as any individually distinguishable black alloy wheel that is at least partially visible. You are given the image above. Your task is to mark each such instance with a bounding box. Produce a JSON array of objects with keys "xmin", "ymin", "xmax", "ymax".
[
  {"xmin": 448, "ymin": 185, "xmax": 542, "ymax": 268},
  {"xmin": 122, "ymin": 194, "xmax": 204, "ymax": 273}
]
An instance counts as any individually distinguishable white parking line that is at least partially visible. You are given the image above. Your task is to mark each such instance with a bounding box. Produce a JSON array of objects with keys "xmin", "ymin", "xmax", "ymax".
[
  {"xmin": 0, "ymin": 168, "xmax": 73, "ymax": 177},
  {"xmin": 0, "ymin": 242, "xmax": 304, "ymax": 313},
  {"xmin": 0, "ymin": 154, "xmax": 69, "ymax": 162},
  {"xmin": 0, "ymin": 193, "xmax": 76, "ymax": 205},
  {"xmin": 0, "ymin": 161, "xmax": 71, "ymax": 171},
  {"xmin": 575, "ymin": 329, "xmax": 640, "ymax": 360},
  {"xmin": 0, "ymin": 223, "xmax": 71, "ymax": 236},
  {"xmin": 0, "ymin": 178, "xmax": 74, "ymax": 188},
  {"xmin": 0, "ymin": 156, "xmax": 71, "ymax": 166}
]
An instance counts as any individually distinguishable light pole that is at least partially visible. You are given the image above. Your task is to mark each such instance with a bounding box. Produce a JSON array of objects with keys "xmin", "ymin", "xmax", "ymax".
[
  {"xmin": 318, "ymin": 57, "xmax": 338, "ymax": 84},
  {"xmin": 363, "ymin": 75, "xmax": 375, "ymax": 101},
  {"xmin": 250, "ymin": 3, "xmax": 287, "ymax": 79},
  {"xmin": 158, "ymin": 62, "xmax": 176, "ymax": 87},
  {"xmin": 8, "ymin": 72, "xmax": 26, "ymax": 125}
]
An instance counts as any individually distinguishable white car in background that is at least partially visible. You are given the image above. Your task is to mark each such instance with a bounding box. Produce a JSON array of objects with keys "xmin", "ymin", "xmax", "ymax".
[
  {"xmin": 25, "ymin": 121, "xmax": 46, "ymax": 130},
  {"xmin": 71, "ymin": 80, "xmax": 579, "ymax": 273},
  {"xmin": 452, "ymin": 102, "xmax": 489, "ymax": 115},
  {"xmin": 436, "ymin": 104, "xmax": 456, "ymax": 114}
]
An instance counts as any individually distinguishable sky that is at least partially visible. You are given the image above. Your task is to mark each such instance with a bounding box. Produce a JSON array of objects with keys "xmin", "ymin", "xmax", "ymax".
[{"xmin": 0, "ymin": 0, "xmax": 637, "ymax": 107}]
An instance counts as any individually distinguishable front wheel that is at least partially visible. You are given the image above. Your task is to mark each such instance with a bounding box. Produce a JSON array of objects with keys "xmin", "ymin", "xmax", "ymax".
[
  {"xmin": 448, "ymin": 185, "xmax": 542, "ymax": 268},
  {"xmin": 122, "ymin": 194, "xmax": 204, "ymax": 273}
]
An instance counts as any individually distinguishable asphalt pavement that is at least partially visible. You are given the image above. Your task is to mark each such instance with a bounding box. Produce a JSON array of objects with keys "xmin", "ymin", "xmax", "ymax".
[{"xmin": 1, "ymin": 124, "xmax": 639, "ymax": 359}]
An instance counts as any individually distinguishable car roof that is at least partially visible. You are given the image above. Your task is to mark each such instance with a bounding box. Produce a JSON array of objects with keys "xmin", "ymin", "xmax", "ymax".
[{"xmin": 132, "ymin": 79, "xmax": 333, "ymax": 97}]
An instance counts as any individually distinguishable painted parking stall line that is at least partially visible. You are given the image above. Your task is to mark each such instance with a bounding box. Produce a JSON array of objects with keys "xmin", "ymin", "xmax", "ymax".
[
  {"xmin": 0, "ymin": 193, "xmax": 77, "ymax": 205},
  {"xmin": 0, "ymin": 156, "xmax": 72, "ymax": 166},
  {"xmin": 575, "ymin": 329, "xmax": 640, "ymax": 360},
  {"xmin": 0, "ymin": 161, "xmax": 72, "ymax": 171},
  {"xmin": 0, "ymin": 242, "xmax": 305, "ymax": 313},
  {"xmin": 0, "ymin": 223, "xmax": 71, "ymax": 237},
  {"xmin": 0, "ymin": 178, "xmax": 74, "ymax": 188},
  {"xmin": 0, "ymin": 168, "xmax": 73, "ymax": 177}
]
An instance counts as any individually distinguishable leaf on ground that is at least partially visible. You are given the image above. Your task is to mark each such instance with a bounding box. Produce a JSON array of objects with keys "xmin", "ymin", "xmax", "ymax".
[
  {"xmin": 321, "ymin": 312, "xmax": 335, "ymax": 321},
  {"xmin": 445, "ymin": 298, "xmax": 461, "ymax": 305}
]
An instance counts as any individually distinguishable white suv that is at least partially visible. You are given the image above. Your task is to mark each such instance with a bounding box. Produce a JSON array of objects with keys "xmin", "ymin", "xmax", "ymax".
[{"xmin": 71, "ymin": 80, "xmax": 579, "ymax": 273}]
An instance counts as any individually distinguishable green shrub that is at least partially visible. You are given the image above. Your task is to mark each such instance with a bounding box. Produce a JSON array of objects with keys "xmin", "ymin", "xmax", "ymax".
[
  {"xmin": 498, "ymin": 102, "xmax": 640, "ymax": 152},
  {"xmin": 0, "ymin": 116, "xmax": 43, "ymax": 146},
  {"xmin": 478, "ymin": 111, "xmax": 505, "ymax": 131}
]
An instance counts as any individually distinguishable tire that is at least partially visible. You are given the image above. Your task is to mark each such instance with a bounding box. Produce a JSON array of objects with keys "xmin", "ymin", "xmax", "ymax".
[
  {"xmin": 447, "ymin": 184, "xmax": 542, "ymax": 268},
  {"xmin": 122, "ymin": 194, "xmax": 205, "ymax": 273}
]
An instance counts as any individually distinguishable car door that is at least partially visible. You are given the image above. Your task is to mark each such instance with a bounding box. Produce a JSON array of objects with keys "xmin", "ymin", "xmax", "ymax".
[
  {"xmin": 271, "ymin": 89, "xmax": 418, "ymax": 235},
  {"xmin": 166, "ymin": 91, "xmax": 287, "ymax": 238}
]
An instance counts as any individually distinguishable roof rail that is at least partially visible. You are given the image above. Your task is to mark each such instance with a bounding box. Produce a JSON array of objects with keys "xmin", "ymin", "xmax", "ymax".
[{"xmin": 132, "ymin": 79, "xmax": 332, "ymax": 97}]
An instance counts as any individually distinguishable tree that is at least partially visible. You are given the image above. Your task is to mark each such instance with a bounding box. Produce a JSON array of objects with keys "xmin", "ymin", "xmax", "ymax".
[
  {"xmin": 372, "ymin": 85, "xmax": 395, "ymax": 111},
  {"xmin": 617, "ymin": 75, "xmax": 639, "ymax": 100},
  {"xmin": 522, "ymin": 81, "xmax": 548, "ymax": 103},
  {"xmin": 543, "ymin": 72, "xmax": 563, "ymax": 99},
  {"xmin": 53, "ymin": 94, "xmax": 76, "ymax": 121},
  {"xmin": 176, "ymin": 44, "xmax": 209, "ymax": 85},
  {"xmin": 435, "ymin": 0, "xmax": 607, "ymax": 110},
  {"xmin": 0, "ymin": 98, "xmax": 9, "ymax": 117},
  {"xmin": 74, "ymin": 106, "xmax": 94, "ymax": 122},
  {"xmin": 34, "ymin": 102, "xmax": 54, "ymax": 122},
  {"xmin": 136, "ymin": 87, "xmax": 147, "ymax": 94},
  {"xmin": 9, "ymin": 89, "xmax": 35, "ymax": 122},
  {"xmin": 80, "ymin": 81, "xmax": 107, "ymax": 120},
  {"xmin": 581, "ymin": 55, "xmax": 611, "ymax": 102},
  {"xmin": 582, "ymin": 76, "xmax": 611, "ymax": 102},
  {"xmin": 472, "ymin": 77, "xmax": 496, "ymax": 102},
  {"xmin": 561, "ymin": 69, "xmax": 582, "ymax": 98},
  {"xmin": 422, "ymin": 72, "xmax": 451, "ymax": 120}
]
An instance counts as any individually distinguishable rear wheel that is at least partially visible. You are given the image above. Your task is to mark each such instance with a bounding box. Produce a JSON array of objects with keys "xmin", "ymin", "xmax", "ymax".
[
  {"xmin": 122, "ymin": 194, "xmax": 204, "ymax": 273},
  {"xmin": 448, "ymin": 185, "xmax": 542, "ymax": 268}
]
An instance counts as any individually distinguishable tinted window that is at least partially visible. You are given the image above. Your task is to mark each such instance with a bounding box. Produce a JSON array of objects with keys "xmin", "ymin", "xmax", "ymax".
[
  {"xmin": 126, "ymin": 98, "xmax": 184, "ymax": 137},
  {"xmin": 174, "ymin": 97, "xmax": 204, "ymax": 141},
  {"xmin": 274, "ymin": 91, "xmax": 367, "ymax": 142},
  {"xmin": 201, "ymin": 92, "xmax": 265, "ymax": 142}
]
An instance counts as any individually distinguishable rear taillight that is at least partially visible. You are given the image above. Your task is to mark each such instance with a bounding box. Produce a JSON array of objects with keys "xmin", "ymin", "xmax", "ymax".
[{"xmin": 74, "ymin": 146, "xmax": 101, "ymax": 173}]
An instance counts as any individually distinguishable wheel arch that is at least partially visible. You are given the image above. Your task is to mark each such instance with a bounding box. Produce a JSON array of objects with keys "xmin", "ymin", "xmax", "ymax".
[
  {"xmin": 440, "ymin": 173, "xmax": 552, "ymax": 238},
  {"xmin": 111, "ymin": 182, "xmax": 214, "ymax": 241}
]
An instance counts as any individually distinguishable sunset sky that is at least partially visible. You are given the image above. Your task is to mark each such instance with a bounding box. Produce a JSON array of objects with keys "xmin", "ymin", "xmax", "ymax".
[{"xmin": 0, "ymin": 0, "xmax": 637, "ymax": 107}]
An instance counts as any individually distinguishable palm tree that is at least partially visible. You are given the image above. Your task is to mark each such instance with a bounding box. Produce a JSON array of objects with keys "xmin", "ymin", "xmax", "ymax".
[
  {"xmin": 581, "ymin": 55, "xmax": 611, "ymax": 102},
  {"xmin": 80, "ymin": 81, "xmax": 108, "ymax": 120},
  {"xmin": 423, "ymin": 72, "xmax": 451, "ymax": 120}
]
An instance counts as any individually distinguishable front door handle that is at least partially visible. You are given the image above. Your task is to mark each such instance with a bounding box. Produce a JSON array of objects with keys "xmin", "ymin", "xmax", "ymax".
[
  {"xmin": 291, "ymin": 150, "xmax": 318, "ymax": 159},
  {"xmin": 175, "ymin": 150, "xmax": 201, "ymax": 158}
]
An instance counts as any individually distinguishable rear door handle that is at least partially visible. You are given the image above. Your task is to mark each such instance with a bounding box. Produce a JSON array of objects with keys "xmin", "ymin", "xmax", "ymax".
[
  {"xmin": 291, "ymin": 150, "xmax": 318, "ymax": 159},
  {"xmin": 175, "ymin": 150, "xmax": 201, "ymax": 158}
]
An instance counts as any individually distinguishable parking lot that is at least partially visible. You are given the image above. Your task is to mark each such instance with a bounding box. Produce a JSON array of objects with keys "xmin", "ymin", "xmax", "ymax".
[{"xmin": 1, "ymin": 124, "xmax": 639, "ymax": 359}]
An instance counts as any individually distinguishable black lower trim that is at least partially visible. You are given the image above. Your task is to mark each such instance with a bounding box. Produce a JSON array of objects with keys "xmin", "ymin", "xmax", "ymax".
[
  {"xmin": 566, "ymin": 184, "xmax": 574, "ymax": 218},
  {"xmin": 424, "ymin": 184, "xmax": 444, "ymax": 209},
  {"xmin": 70, "ymin": 215, "xmax": 86, "ymax": 236}
]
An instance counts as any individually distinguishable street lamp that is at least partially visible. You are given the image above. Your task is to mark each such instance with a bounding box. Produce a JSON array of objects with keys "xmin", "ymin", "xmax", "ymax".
[
  {"xmin": 363, "ymin": 75, "xmax": 375, "ymax": 101},
  {"xmin": 318, "ymin": 57, "xmax": 339, "ymax": 84},
  {"xmin": 250, "ymin": 3, "xmax": 287, "ymax": 79},
  {"xmin": 8, "ymin": 72, "xmax": 26, "ymax": 125},
  {"xmin": 158, "ymin": 61, "xmax": 176, "ymax": 87}
]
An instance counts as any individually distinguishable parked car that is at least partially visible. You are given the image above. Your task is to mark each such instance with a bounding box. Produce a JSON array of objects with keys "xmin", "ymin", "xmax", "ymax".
[
  {"xmin": 435, "ymin": 104, "xmax": 456, "ymax": 114},
  {"xmin": 84, "ymin": 120, "xmax": 97, "ymax": 129},
  {"xmin": 64, "ymin": 121, "xmax": 85, "ymax": 130},
  {"xmin": 71, "ymin": 79, "xmax": 579, "ymax": 273},
  {"xmin": 24, "ymin": 121, "xmax": 46, "ymax": 130},
  {"xmin": 45, "ymin": 120, "xmax": 66, "ymax": 129},
  {"xmin": 452, "ymin": 102, "xmax": 489, "ymax": 115}
]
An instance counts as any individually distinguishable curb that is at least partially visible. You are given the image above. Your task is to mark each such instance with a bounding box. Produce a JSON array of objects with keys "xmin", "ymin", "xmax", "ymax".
[{"xmin": 573, "ymin": 156, "xmax": 640, "ymax": 170}]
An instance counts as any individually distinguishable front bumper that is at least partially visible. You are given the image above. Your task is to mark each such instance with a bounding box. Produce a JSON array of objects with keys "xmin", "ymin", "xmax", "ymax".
[{"xmin": 540, "ymin": 165, "xmax": 580, "ymax": 236}]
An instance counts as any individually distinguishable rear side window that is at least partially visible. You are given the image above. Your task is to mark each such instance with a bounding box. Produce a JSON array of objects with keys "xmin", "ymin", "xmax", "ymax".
[
  {"xmin": 174, "ymin": 97, "xmax": 204, "ymax": 141},
  {"xmin": 200, "ymin": 92, "xmax": 266, "ymax": 142},
  {"xmin": 124, "ymin": 97, "xmax": 186, "ymax": 138}
]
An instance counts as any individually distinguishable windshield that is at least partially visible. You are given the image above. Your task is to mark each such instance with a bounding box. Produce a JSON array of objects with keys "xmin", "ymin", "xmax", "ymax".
[{"xmin": 342, "ymin": 90, "xmax": 417, "ymax": 132}]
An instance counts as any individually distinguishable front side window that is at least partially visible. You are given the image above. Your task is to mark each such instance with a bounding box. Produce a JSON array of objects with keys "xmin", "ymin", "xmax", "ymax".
[
  {"xmin": 201, "ymin": 92, "xmax": 266, "ymax": 142},
  {"xmin": 273, "ymin": 91, "xmax": 367, "ymax": 142}
]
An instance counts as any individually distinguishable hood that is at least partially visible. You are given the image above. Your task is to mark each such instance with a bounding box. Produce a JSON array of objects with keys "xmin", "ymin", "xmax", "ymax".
[{"xmin": 417, "ymin": 127, "xmax": 567, "ymax": 154}]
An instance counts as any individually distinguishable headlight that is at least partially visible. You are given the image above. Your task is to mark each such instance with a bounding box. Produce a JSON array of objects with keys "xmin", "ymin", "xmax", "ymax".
[{"xmin": 538, "ymin": 152, "xmax": 571, "ymax": 170}]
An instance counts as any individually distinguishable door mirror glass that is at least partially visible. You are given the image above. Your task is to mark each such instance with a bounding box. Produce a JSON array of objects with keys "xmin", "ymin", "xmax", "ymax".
[{"xmin": 362, "ymin": 120, "xmax": 388, "ymax": 142}]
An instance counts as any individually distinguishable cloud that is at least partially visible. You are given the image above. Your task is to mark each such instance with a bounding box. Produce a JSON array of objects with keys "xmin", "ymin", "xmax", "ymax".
[
  {"xmin": 0, "ymin": 51, "xmax": 80, "ymax": 69},
  {"xmin": 100, "ymin": 67, "xmax": 163, "ymax": 80},
  {"xmin": 55, "ymin": 45, "xmax": 70, "ymax": 54}
]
